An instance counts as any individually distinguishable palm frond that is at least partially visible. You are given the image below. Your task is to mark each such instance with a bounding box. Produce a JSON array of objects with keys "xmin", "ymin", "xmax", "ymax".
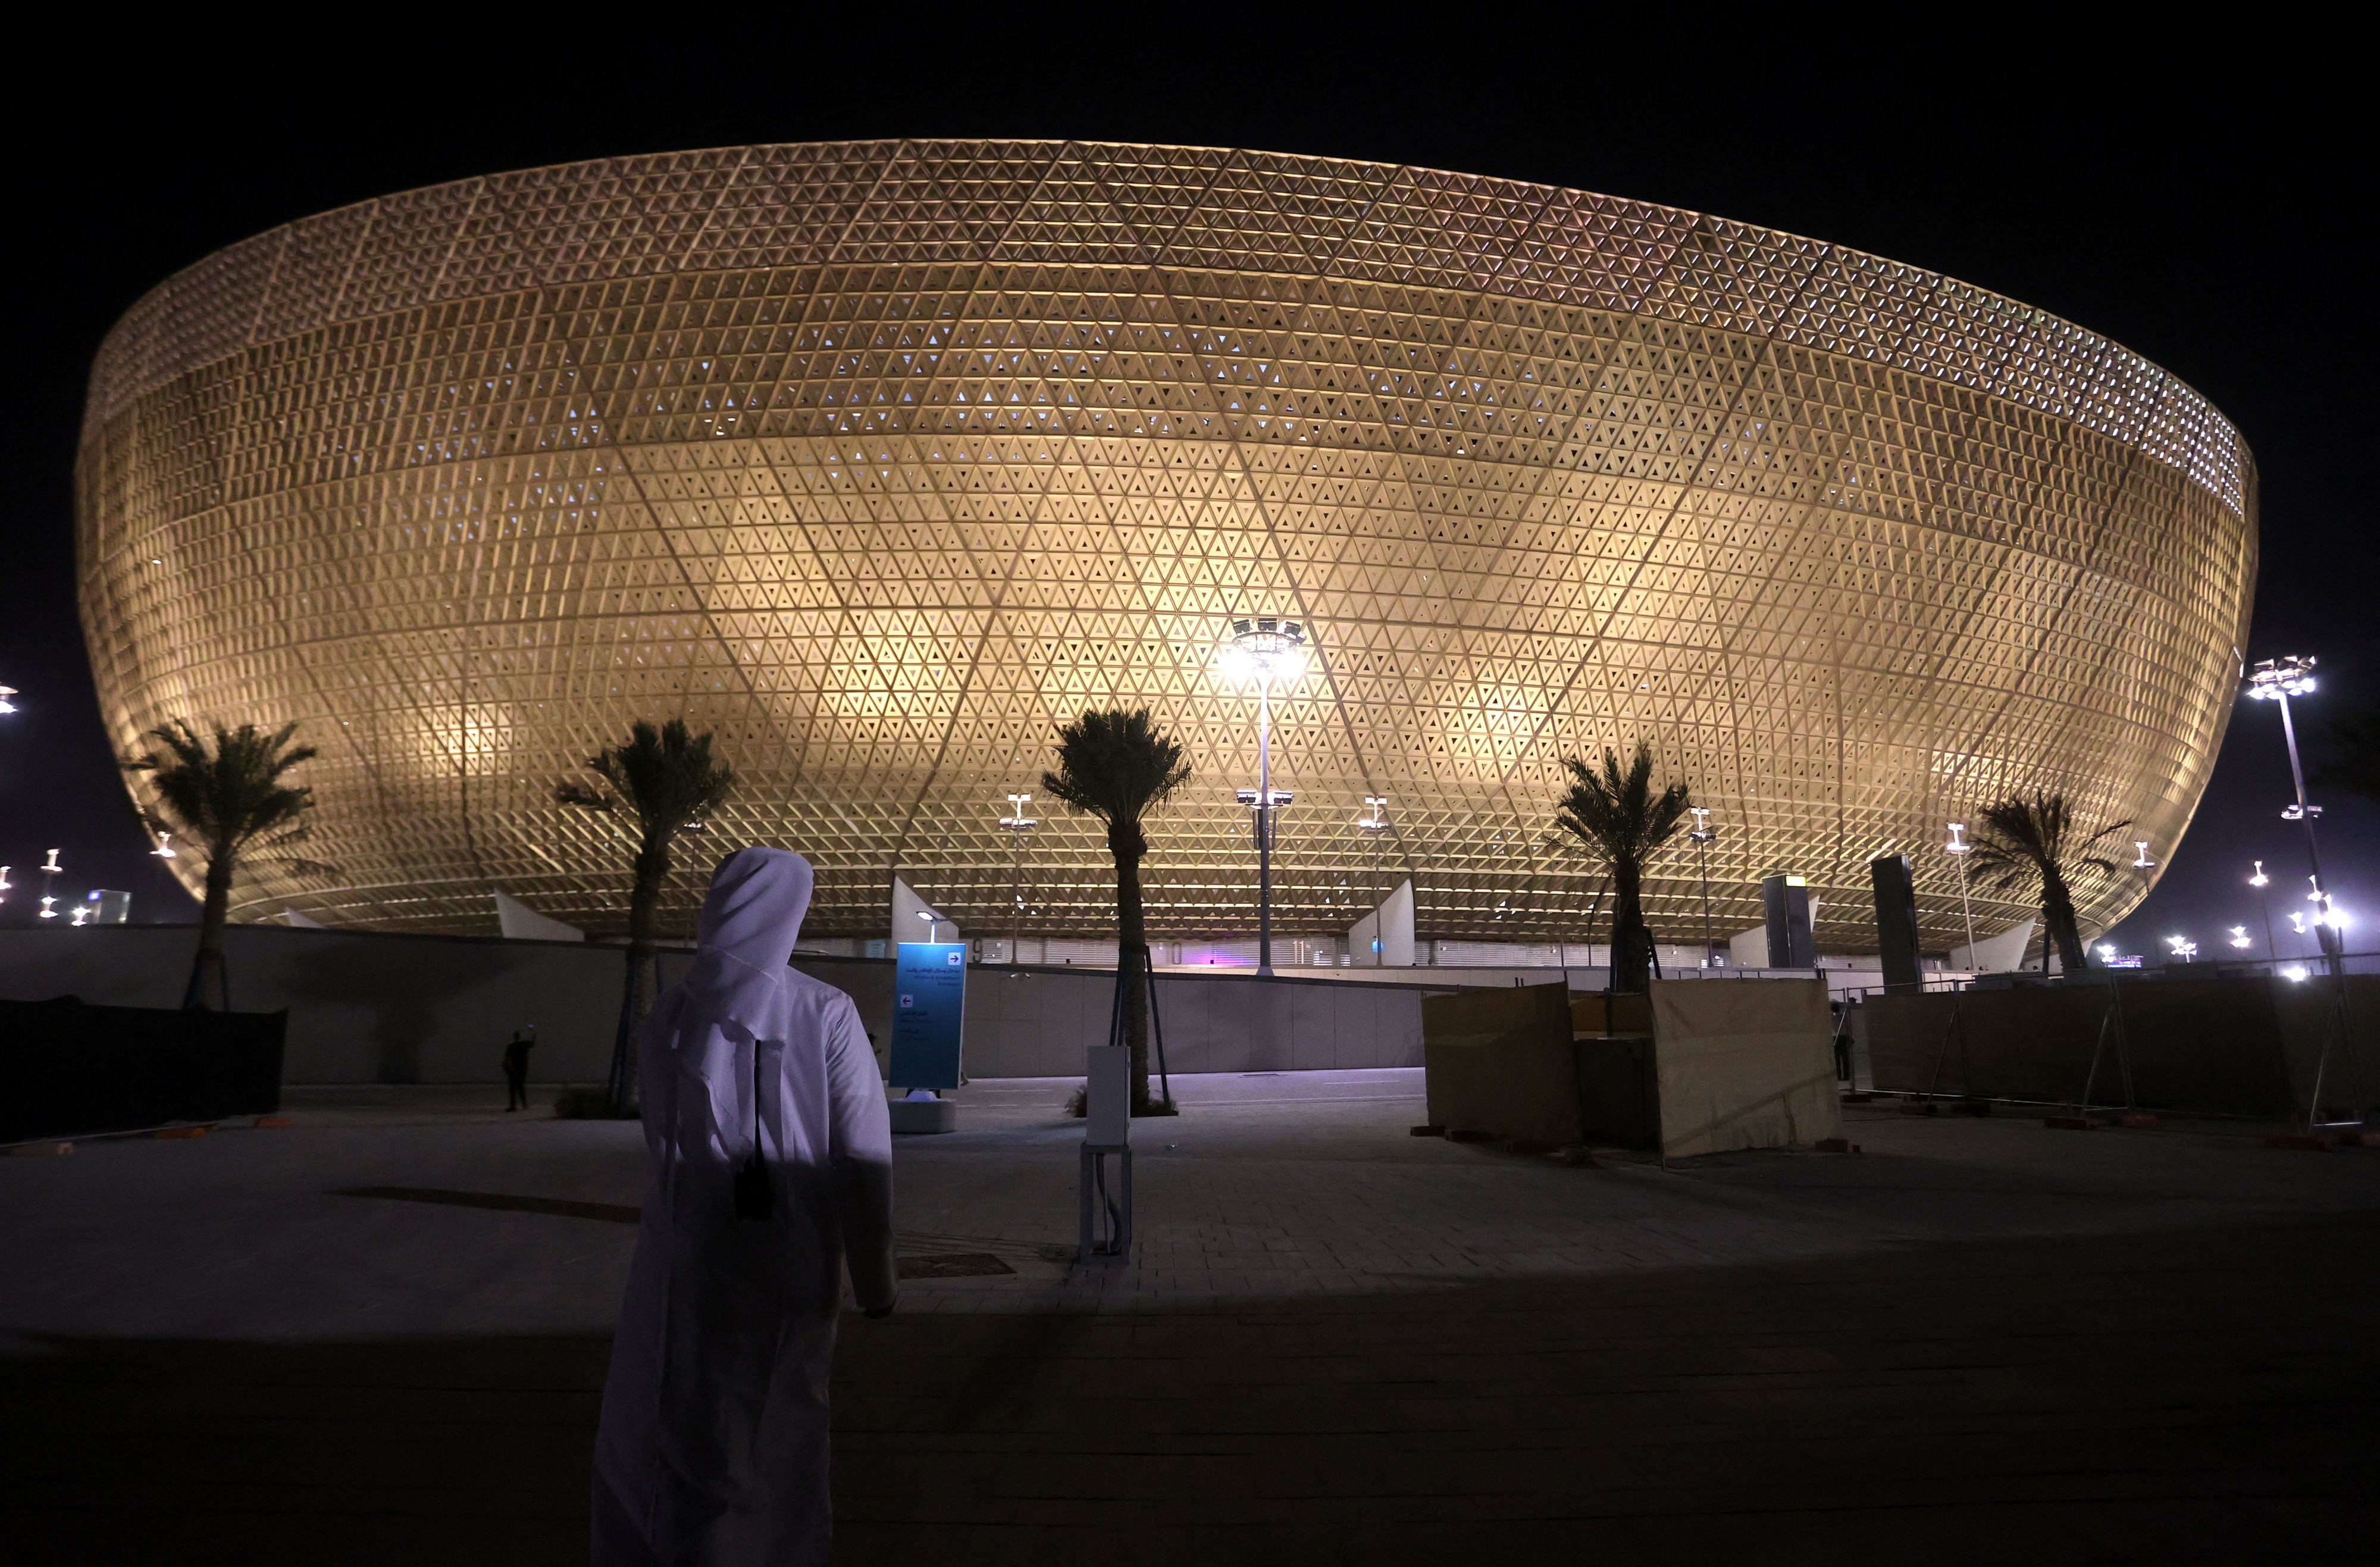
[
  {"xmin": 122, "ymin": 719, "xmax": 318, "ymax": 861},
  {"xmin": 558, "ymin": 718, "xmax": 734, "ymax": 839},
  {"xmin": 1041, "ymin": 708, "xmax": 1192, "ymax": 828},
  {"xmin": 1552, "ymin": 741, "xmax": 1691, "ymax": 867}
]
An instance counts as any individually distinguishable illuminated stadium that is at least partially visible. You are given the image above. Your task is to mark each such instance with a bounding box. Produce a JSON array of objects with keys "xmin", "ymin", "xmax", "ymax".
[{"xmin": 76, "ymin": 140, "xmax": 2255, "ymax": 954}]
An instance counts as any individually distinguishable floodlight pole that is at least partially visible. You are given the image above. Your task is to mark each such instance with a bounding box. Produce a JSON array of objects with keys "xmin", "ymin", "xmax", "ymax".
[
  {"xmin": 1257, "ymin": 670, "xmax": 1274, "ymax": 975},
  {"xmin": 1000, "ymin": 793, "xmax": 1036, "ymax": 968},
  {"xmin": 2272, "ymin": 686, "xmax": 2339, "ymax": 971},
  {"xmin": 1945, "ymin": 823, "xmax": 1977, "ymax": 967},
  {"xmin": 2246, "ymin": 655, "xmax": 2361, "ymax": 1131},
  {"xmin": 2250, "ymin": 862, "xmax": 2277, "ymax": 969},
  {"xmin": 1687, "ymin": 808, "xmax": 1717, "ymax": 967},
  {"xmin": 1360, "ymin": 798, "xmax": 1388, "ymax": 965}
]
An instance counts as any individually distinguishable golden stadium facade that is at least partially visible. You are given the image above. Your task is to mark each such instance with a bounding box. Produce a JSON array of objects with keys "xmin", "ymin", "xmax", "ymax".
[{"xmin": 76, "ymin": 140, "xmax": 2256, "ymax": 953}]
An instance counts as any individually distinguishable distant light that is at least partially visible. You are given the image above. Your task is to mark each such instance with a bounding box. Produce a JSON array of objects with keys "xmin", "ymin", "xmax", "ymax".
[
  {"xmin": 1944, "ymin": 821, "xmax": 1970, "ymax": 856},
  {"xmin": 0, "ymin": 684, "xmax": 17, "ymax": 715},
  {"xmin": 2229, "ymin": 926, "xmax": 2251, "ymax": 949},
  {"xmin": 2097, "ymin": 943, "xmax": 2116, "ymax": 960},
  {"xmin": 38, "ymin": 895, "xmax": 57, "ymax": 919},
  {"xmin": 41, "ymin": 849, "xmax": 61, "ymax": 875},
  {"xmin": 2249, "ymin": 860, "xmax": 2269, "ymax": 889},
  {"xmin": 2281, "ymin": 964, "xmax": 2311, "ymax": 983},
  {"xmin": 2132, "ymin": 841, "xmax": 2156, "ymax": 871},
  {"xmin": 151, "ymin": 831, "xmax": 177, "ymax": 859}
]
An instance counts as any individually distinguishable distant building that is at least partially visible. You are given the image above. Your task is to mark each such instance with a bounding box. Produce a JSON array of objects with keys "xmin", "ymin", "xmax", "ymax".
[{"xmin": 79, "ymin": 142, "xmax": 2253, "ymax": 952}]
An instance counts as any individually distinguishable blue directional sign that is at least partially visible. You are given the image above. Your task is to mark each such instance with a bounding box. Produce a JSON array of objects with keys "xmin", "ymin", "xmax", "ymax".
[{"xmin": 888, "ymin": 942, "xmax": 967, "ymax": 1090}]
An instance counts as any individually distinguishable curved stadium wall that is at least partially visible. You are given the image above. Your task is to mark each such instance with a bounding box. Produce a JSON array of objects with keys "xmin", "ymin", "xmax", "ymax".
[{"xmin": 75, "ymin": 140, "xmax": 2256, "ymax": 953}]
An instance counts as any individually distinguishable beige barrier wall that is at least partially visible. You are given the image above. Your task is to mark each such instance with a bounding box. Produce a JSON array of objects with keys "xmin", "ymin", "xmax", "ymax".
[
  {"xmin": 0, "ymin": 928, "xmax": 1429, "ymax": 1085},
  {"xmin": 1649, "ymin": 979, "xmax": 1842, "ymax": 1157}
]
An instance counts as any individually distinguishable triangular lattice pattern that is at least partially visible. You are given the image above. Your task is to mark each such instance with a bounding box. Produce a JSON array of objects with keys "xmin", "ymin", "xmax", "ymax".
[{"xmin": 74, "ymin": 140, "xmax": 2256, "ymax": 952}]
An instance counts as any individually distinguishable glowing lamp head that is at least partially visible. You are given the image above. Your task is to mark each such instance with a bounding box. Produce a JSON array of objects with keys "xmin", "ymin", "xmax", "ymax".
[
  {"xmin": 0, "ymin": 684, "xmax": 17, "ymax": 714},
  {"xmin": 2132, "ymin": 841, "xmax": 2156, "ymax": 871},
  {"xmin": 2229, "ymin": 927, "xmax": 2251, "ymax": 948},
  {"xmin": 1944, "ymin": 821, "xmax": 1970, "ymax": 856},
  {"xmin": 1220, "ymin": 616, "xmax": 1307, "ymax": 686},
  {"xmin": 2249, "ymin": 860, "xmax": 2269, "ymax": 889},
  {"xmin": 2244, "ymin": 654, "xmax": 2316, "ymax": 700}
]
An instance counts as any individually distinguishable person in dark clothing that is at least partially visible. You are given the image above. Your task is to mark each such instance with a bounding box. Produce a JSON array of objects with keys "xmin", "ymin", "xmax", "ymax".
[{"xmin": 504, "ymin": 1027, "xmax": 535, "ymax": 1111}]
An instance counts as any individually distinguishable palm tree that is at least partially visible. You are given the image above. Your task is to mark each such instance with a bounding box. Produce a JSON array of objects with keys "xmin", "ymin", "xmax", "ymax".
[
  {"xmin": 1966, "ymin": 791, "xmax": 2128, "ymax": 975},
  {"xmin": 1041, "ymin": 708, "xmax": 1192, "ymax": 1114},
  {"xmin": 558, "ymin": 718, "xmax": 735, "ymax": 1114},
  {"xmin": 1554, "ymin": 742, "xmax": 1692, "ymax": 994},
  {"xmin": 123, "ymin": 720, "xmax": 318, "ymax": 1011}
]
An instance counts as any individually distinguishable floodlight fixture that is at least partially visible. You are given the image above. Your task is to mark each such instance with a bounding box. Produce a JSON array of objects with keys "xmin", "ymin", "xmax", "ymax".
[
  {"xmin": 70, "ymin": 906, "xmax": 88, "ymax": 927},
  {"xmin": 2281, "ymin": 964, "xmax": 2312, "ymax": 983},
  {"xmin": 2165, "ymin": 934, "xmax": 2196, "ymax": 961},
  {"xmin": 2132, "ymin": 841, "xmax": 2156, "ymax": 871},
  {"xmin": 2229, "ymin": 926, "xmax": 2251, "ymax": 949},
  {"xmin": 2097, "ymin": 943, "xmax": 2117, "ymax": 961},
  {"xmin": 1219, "ymin": 617, "xmax": 1307, "ymax": 686},
  {"xmin": 1944, "ymin": 821, "xmax": 1971, "ymax": 855},
  {"xmin": 41, "ymin": 849, "xmax": 62, "ymax": 876},
  {"xmin": 151, "ymin": 831, "xmax": 177, "ymax": 859},
  {"xmin": 2244, "ymin": 655, "xmax": 2316, "ymax": 699},
  {"xmin": 39, "ymin": 895, "xmax": 57, "ymax": 919},
  {"xmin": 0, "ymin": 683, "xmax": 16, "ymax": 715},
  {"xmin": 1359, "ymin": 796, "xmax": 1389, "ymax": 833},
  {"xmin": 2249, "ymin": 861, "xmax": 2269, "ymax": 889}
]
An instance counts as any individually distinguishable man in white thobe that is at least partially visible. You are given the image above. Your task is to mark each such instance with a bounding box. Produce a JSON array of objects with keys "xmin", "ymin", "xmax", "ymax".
[{"xmin": 593, "ymin": 847, "xmax": 896, "ymax": 1565}]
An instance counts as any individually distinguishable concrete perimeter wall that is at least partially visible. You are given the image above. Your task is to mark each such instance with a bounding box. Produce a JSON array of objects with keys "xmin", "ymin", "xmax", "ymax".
[{"xmin": 0, "ymin": 927, "xmax": 1433, "ymax": 1085}]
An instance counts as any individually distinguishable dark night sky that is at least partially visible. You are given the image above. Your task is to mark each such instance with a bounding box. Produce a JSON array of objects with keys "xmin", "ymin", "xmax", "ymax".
[{"xmin": 4, "ymin": 24, "xmax": 2372, "ymax": 955}]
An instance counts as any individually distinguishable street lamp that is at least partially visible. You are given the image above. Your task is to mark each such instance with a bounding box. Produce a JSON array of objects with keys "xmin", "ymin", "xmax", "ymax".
[
  {"xmin": 1688, "ymin": 808, "xmax": 1718, "ymax": 967},
  {"xmin": 1944, "ymin": 821, "xmax": 1978, "ymax": 965},
  {"xmin": 2229, "ymin": 925, "xmax": 2252, "ymax": 951},
  {"xmin": 1220, "ymin": 616, "xmax": 1306, "ymax": 977},
  {"xmin": 0, "ymin": 683, "xmax": 17, "ymax": 715},
  {"xmin": 1358, "ymin": 796, "xmax": 1388, "ymax": 967},
  {"xmin": 2243, "ymin": 656, "xmax": 2339, "ymax": 974},
  {"xmin": 2165, "ymin": 934, "xmax": 2197, "ymax": 963},
  {"xmin": 998, "ymin": 793, "xmax": 1036, "ymax": 968}
]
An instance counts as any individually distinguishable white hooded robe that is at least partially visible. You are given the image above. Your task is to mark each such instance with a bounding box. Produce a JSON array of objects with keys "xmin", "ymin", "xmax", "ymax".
[{"xmin": 593, "ymin": 847, "xmax": 896, "ymax": 1565}]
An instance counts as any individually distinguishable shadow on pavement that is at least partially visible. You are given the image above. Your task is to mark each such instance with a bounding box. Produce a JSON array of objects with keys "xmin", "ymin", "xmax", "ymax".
[{"xmin": 5, "ymin": 1216, "xmax": 2376, "ymax": 1564}]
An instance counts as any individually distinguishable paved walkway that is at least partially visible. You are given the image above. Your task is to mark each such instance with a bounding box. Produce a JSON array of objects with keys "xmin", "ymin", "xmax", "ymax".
[{"xmin": 5, "ymin": 1072, "xmax": 2378, "ymax": 1562}]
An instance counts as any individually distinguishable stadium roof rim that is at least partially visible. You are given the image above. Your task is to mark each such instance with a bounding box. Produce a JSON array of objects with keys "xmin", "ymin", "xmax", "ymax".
[{"xmin": 84, "ymin": 137, "xmax": 2247, "ymax": 517}]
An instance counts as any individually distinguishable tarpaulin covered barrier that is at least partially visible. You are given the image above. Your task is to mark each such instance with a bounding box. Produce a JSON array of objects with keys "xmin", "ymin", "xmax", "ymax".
[
  {"xmin": 0, "ymin": 998, "xmax": 286, "ymax": 1141},
  {"xmin": 1858, "ymin": 975, "xmax": 2369, "ymax": 1118},
  {"xmin": 1650, "ymin": 979, "xmax": 1842, "ymax": 1158}
]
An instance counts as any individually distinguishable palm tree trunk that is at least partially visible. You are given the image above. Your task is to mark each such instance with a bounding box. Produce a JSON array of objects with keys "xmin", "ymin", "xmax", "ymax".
[
  {"xmin": 1611, "ymin": 859, "xmax": 1651, "ymax": 994},
  {"xmin": 609, "ymin": 837, "xmax": 670, "ymax": 1114},
  {"xmin": 183, "ymin": 847, "xmax": 235, "ymax": 1011},
  {"xmin": 1110, "ymin": 821, "xmax": 1153, "ymax": 1111},
  {"xmin": 2041, "ymin": 873, "xmax": 2088, "ymax": 975}
]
